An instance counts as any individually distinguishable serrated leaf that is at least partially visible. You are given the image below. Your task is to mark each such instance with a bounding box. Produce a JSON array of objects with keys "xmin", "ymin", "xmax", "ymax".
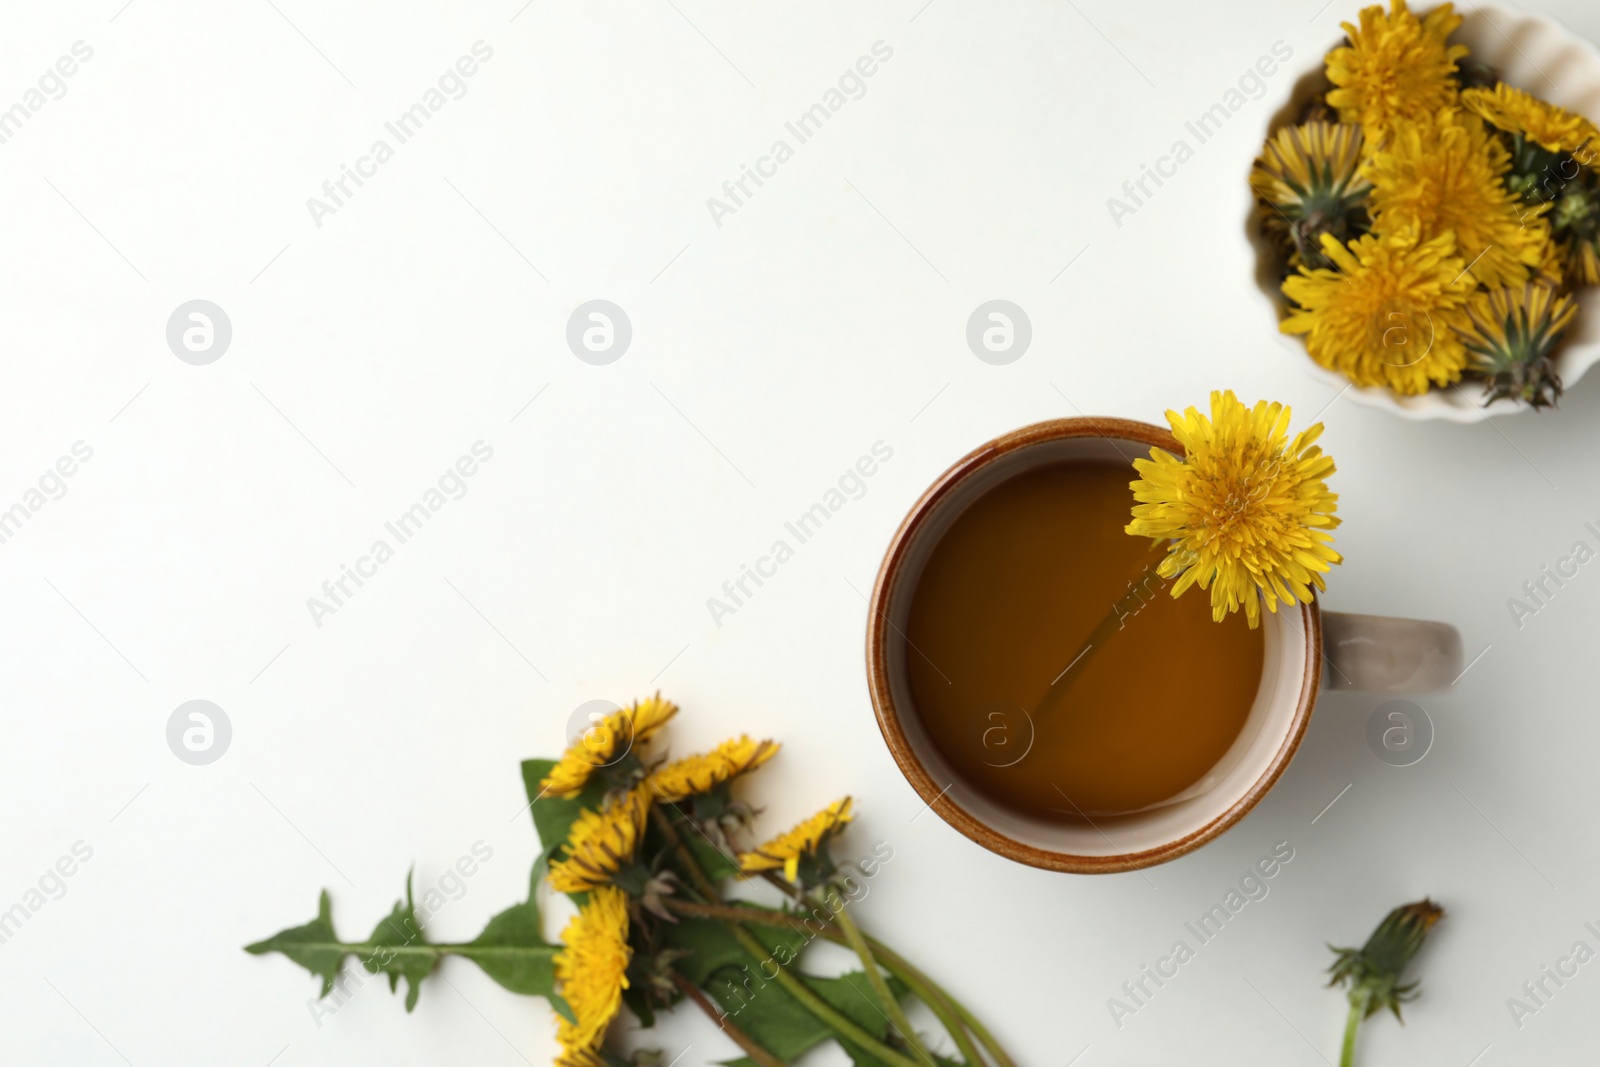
[
  {"xmin": 660, "ymin": 915, "xmax": 810, "ymax": 987},
  {"xmin": 363, "ymin": 872, "xmax": 435, "ymax": 1010},
  {"xmin": 244, "ymin": 889, "xmax": 346, "ymax": 998},
  {"xmin": 457, "ymin": 868, "xmax": 561, "ymax": 1001},
  {"xmin": 245, "ymin": 885, "xmax": 444, "ymax": 1012},
  {"xmin": 705, "ymin": 964, "xmax": 823, "ymax": 1060},
  {"xmin": 247, "ymin": 871, "xmax": 566, "ymax": 1017}
]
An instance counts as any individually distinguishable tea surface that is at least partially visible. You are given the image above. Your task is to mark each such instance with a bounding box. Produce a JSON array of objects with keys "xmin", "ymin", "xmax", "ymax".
[{"xmin": 904, "ymin": 459, "xmax": 1264, "ymax": 823}]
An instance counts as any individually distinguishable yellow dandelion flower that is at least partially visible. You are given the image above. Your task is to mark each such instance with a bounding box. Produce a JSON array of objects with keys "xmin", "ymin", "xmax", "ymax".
[
  {"xmin": 1456, "ymin": 282, "xmax": 1577, "ymax": 408},
  {"xmin": 1568, "ymin": 237, "xmax": 1600, "ymax": 286},
  {"xmin": 1282, "ymin": 230, "xmax": 1474, "ymax": 394},
  {"xmin": 1326, "ymin": 0, "xmax": 1468, "ymax": 146},
  {"xmin": 540, "ymin": 693, "xmax": 679, "ymax": 798},
  {"xmin": 555, "ymin": 1041, "xmax": 607, "ymax": 1067},
  {"xmin": 625, "ymin": 692, "xmax": 678, "ymax": 738},
  {"xmin": 1252, "ymin": 122, "xmax": 1374, "ymax": 268},
  {"xmin": 1462, "ymin": 83, "xmax": 1600, "ymax": 156},
  {"xmin": 548, "ymin": 787, "xmax": 652, "ymax": 894},
  {"xmin": 739, "ymin": 797, "xmax": 854, "ymax": 883},
  {"xmin": 647, "ymin": 735, "xmax": 780, "ymax": 803},
  {"xmin": 1252, "ymin": 121, "xmax": 1372, "ymax": 216},
  {"xmin": 1534, "ymin": 234, "xmax": 1565, "ymax": 287},
  {"xmin": 554, "ymin": 885, "xmax": 631, "ymax": 1057},
  {"xmin": 1126, "ymin": 392, "xmax": 1341, "ymax": 629},
  {"xmin": 1364, "ymin": 109, "xmax": 1551, "ymax": 289}
]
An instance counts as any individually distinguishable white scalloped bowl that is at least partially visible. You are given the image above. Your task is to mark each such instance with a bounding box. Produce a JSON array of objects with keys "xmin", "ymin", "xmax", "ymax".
[{"xmin": 1247, "ymin": 3, "xmax": 1600, "ymax": 421}]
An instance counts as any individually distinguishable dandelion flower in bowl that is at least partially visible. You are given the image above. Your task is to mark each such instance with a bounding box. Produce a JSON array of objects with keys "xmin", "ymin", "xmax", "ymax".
[
  {"xmin": 1281, "ymin": 230, "xmax": 1474, "ymax": 394},
  {"xmin": 1364, "ymin": 109, "xmax": 1551, "ymax": 289},
  {"xmin": 1457, "ymin": 282, "xmax": 1578, "ymax": 408},
  {"xmin": 1251, "ymin": 121, "xmax": 1374, "ymax": 270},
  {"xmin": 1325, "ymin": 0, "xmax": 1468, "ymax": 147},
  {"xmin": 1462, "ymin": 82, "xmax": 1600, "ymax": 157}
]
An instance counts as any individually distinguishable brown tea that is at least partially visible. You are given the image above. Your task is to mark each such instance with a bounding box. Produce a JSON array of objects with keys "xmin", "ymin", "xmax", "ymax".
[{"xmin": 903, "ymin": 458, "xmax": 1263, "ymax": 823}]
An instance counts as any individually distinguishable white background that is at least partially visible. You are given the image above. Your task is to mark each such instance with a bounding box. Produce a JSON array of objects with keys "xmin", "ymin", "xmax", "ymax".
[{"xmin": 2, "ymin": 1, "xmax": 1598, "ymax": 1064}]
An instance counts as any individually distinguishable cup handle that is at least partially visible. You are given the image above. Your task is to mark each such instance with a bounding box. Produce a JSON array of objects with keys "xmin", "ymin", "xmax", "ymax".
[{"xmin": 1320, "ymin": 611, "xmax": 1464, "ymax": 693}]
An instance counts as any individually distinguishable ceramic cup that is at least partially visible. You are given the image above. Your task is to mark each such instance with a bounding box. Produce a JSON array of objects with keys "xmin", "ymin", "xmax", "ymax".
[{"xmin": 865, "ymin": 417, "xmax": 1463, "ymax": 873}]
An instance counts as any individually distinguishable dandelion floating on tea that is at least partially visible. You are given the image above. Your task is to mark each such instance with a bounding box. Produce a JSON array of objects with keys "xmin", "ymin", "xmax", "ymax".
[{"xmin": 1126, "ymin": 391, "xmax": 1341, "ymax": 628}]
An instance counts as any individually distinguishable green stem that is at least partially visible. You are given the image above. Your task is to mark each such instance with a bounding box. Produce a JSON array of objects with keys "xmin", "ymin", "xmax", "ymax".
[
  {"xmin": 893, "ymin": 971, "xmax": 988, "ymax": 1066},
  {"xmin": 663, "ymin": 898, "xmax": 779, "ymax": 925},
  {"xmin": 658, "ymin": 811, "xmax": 923, "ymax": 1067},
  {"xmin": 673, "ymin": 971, "xmax": 791, "ymax": 1067},
  {"xmin": 759, "ymin": 871, "xmax": 1006, "ymax": 1067},
  {"xmin": 1340, "ymin": 993, "xmax": 1365, "ymax": 1067},
  {"xmin": 726, "ymin": 923, "xmax": 924, "ymax": 1067},
  {"xmin": 864, "ymin": 936, "xmax": 1015, "ymax": 1067},
  {"xmin": 652, "ymin": 803, "xmax": 720, "ymax": 900},
  {"xmin": 862, "ymin": 938, "xmax": 991, "ymax": 1067},
  {"xmin": 821, "ymin": 886, "xmax": 938, "ymax": 1065},
  {"xmin": 318, "ymin": 942, "xmax": 540, "ymax": 963}
]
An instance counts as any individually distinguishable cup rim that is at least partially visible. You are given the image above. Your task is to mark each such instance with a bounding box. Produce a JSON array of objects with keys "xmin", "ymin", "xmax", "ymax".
[{"xmin": 864, "ymin": 416, "xmax": 1322, "ymax": 873}]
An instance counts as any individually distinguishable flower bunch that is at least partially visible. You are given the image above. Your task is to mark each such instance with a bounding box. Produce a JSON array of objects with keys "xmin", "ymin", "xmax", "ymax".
[
  {"xmin": 1253, "ymin": 0, "xmax": 1595, "ymax": 408},
  {"xmin": 248, "ymin": 694, "xmax": 1013, "ymax": 1067}
]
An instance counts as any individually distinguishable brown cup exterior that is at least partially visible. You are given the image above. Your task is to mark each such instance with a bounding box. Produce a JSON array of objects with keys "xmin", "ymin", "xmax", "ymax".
[{"xmin": 864, "ymin": 416, "xmax": 1322, "ymax": 873}]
